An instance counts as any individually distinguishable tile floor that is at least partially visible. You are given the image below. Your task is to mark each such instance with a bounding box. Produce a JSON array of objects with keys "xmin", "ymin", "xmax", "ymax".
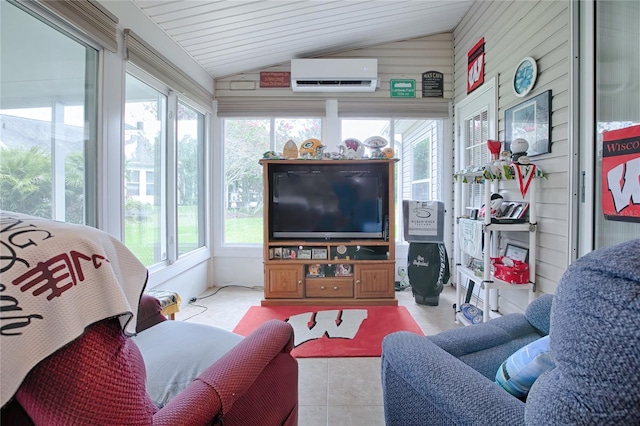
[{"xmin": 175, "ymin": 284, "xmax": 462, "ymax": 426}]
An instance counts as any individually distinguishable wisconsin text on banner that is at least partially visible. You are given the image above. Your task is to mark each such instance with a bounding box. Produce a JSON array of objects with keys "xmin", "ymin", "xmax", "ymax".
[{"xmin": 602, "ymin": 124, "xmax": 640, "ymax": 222}]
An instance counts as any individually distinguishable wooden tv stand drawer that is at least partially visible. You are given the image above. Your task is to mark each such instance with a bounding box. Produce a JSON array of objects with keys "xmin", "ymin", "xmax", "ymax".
[{"xmin": 306, "ymin": 278, "xmax": 353, "ymax": 298}]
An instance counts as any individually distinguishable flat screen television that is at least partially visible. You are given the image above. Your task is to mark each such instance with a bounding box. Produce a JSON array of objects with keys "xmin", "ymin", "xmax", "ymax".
[{"xmin": 269, "ymin": 163, "xmax": 388, "ymax": 240}]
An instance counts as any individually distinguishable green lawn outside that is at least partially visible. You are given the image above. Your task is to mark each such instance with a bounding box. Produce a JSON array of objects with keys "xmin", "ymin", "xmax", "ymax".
[
  {"xmin": 126, "ymin": 208, "xmax": 262, "ymax": 266},
  {"xmin": 225, "ymin": 216, "xmax": 263, "ymax": 243}
]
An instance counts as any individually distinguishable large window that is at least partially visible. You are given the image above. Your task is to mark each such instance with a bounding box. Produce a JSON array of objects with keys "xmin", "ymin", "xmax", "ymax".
[
  {"xmin": 222, "ymin": 118, "xmax": 321, "ymax": 244},
  {"xmin": 124, "ymin": 74, "xmax": 167, "ymax": 265},
  {"xmin": 124, "ymin": 73, "xmax": 207, "ymax": 266},
  {"xmin": 176, "ymin": 101, "xmax": 205, "ymax": 257},
  {"xmin": 220, "ymin": 113, "xmax": 441, "ymax": 248},
  {"xmin": 341, "ymin": 118, "xmax": 444, "ymax": 242},
  {"xmin": 592, "ymin": 1, "xmax": 640, "ymax": 248},
  {"xmin": 0, "ymin": 1, "xmax": 98, "ymax": 224},
  {"xmin": 463, "ymin": 110, "xmax": 490, "ymax": 209}
]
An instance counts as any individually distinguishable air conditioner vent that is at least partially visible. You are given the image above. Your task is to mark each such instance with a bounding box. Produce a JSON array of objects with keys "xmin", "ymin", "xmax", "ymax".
[{"xmin": 291, "ymin": 59, "xmax": 378, "ymax": 92}]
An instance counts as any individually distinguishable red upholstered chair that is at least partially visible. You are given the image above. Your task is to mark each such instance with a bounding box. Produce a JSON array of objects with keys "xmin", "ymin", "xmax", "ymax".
[{"xmin": 1, "ymin": 295, "xmax": 299, "ymax": 426}]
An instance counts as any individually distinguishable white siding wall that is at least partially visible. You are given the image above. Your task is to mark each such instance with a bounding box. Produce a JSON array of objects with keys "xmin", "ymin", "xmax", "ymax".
[
  {"xmin": 215, "ymin": 33, "xmax": 454, "ymax": 100},
  {"xmin": 454, "ymin": 0, "xmax": 571, "ymax": 312}
]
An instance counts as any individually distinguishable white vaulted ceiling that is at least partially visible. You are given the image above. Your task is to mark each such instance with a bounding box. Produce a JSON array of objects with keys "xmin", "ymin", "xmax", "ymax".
[{"xmin": 132, "ymin": 0, "xmax": 474, "ymax": 79}]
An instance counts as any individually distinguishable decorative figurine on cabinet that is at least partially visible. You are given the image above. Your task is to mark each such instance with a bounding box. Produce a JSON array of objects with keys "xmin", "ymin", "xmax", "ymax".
[
  {"xmin": 335, "ymin": 264, "xmax": 353, "ymax": 277},
  {"xmin": 282, "ymin": 139, "xmax": 298, "ymax": 159},
  {"xmin": 262, "ymin": 150, "xmax": 281, "ymax": 159},
  {"xmin": 308, "ymin": 264, "xmax": 324, "ymax": 277},
  {"xmin": 299, "ymin": 138, "xmax": 325, "ymax": 159},
  {"xmin": 363, "ymin": 135, "xmax": 389, "ymax": 158},
  {"xmin": 339, "ymin": 138, "xmax": 365, "ymax": 159}
]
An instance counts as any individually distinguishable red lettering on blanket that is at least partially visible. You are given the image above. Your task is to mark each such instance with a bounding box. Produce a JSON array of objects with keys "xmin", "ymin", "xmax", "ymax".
[{"xmin": 12, "ymin": 251, "xmax": 109, "ymax": 301}]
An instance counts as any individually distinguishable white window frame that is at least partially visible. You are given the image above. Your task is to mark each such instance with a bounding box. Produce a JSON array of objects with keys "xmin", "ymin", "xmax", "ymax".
[{"xmin": 124, "ymin": 66, "xmax": 210, "ymax": 279}]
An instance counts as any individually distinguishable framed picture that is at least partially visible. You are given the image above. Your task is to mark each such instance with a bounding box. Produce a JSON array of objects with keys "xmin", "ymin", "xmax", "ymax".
[
  {"xmin": 298, "ymin": 249, "xmax": 312, "ymax": 259},
  {"xmin": 505, "ymin": 90, "xmax": 551, "ymax": 157},
  {"xmin": 505, "ymin": 243, "xmax": 529, "ymax": 262},
  {"xmin": 312, "ymin": 248, "xmax": 328, "ymax": 259},
  {"xmin": 274, "ymin": 247, "xmax": 282, "ymax": 259}
]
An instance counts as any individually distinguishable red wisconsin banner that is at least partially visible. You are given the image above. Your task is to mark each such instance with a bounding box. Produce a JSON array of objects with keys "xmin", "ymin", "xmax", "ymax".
[
  {"xmin": 467, "ymin": 37, "xmax": 485, "ymax": 94},
  {"xmin": 602, "ymin": 124, "xmax": 640, "ymax": 222}
]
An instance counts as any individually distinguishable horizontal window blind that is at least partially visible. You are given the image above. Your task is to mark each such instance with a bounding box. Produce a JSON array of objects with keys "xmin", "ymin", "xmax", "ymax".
[
  {"xmin": 216, "ymin": 97, "xmax": 326, "ymax": 117},
  {"xmin": 34, "ymin": 0, "xmax": 118, "ymax": 52},
  {"xmin": 124, "ymin": 29, "xmax": 214, "ymax": 113},
  {"xmin": 338, "ymin": 98, "xmax": 451, "ymax": 118}
]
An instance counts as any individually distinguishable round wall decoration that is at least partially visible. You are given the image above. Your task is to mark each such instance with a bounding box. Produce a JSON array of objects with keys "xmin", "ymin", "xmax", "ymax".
[{"xmin": 513, "ymin": 57, "xmax": 537, "ymax": 97}]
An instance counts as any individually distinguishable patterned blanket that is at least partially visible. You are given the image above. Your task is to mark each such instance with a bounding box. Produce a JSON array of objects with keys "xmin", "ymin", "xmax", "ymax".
[{"xmin": 0, "ymin": 211, "xmax": 148, "ymax": 406}]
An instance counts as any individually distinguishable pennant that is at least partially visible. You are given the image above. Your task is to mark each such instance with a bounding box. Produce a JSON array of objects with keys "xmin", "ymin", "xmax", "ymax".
[{"xmin": 514, "ymin": 163, "xmax": 536, "ymax": 197}]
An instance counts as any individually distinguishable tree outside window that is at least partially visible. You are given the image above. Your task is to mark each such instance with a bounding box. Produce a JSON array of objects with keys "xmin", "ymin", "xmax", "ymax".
[{"xmin": 223, "ymin": 118, "xmax": 321, "ymax": 244}]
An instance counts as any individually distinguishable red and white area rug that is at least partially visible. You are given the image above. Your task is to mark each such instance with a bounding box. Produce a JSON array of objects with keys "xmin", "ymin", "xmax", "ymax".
[{"xmin": 233, "ymin": 305, "xmax": 423, "ymax": 358}]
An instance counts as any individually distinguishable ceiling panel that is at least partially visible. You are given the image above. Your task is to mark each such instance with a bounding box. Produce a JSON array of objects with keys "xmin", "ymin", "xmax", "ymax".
[{"xmin": 132, "ymin": 0, "xmax": 474, "ymax": 79}]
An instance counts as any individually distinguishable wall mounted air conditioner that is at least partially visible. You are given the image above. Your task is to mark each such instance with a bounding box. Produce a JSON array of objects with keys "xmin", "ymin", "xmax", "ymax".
[{"xmin": 291, "ymin": 58, "xmax": 378, "ymax": 92}]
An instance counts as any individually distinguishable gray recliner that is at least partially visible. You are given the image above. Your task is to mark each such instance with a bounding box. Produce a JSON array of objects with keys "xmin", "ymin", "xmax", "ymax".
[{"xmin": 381, "ymin": 239, "xmax": 640, "ymax": 425}]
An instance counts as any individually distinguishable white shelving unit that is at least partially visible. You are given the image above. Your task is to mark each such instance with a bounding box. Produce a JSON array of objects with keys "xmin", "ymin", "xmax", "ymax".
[{"xmin": 453, "ymin": 164, "xmax": 541, "ymax": 324}]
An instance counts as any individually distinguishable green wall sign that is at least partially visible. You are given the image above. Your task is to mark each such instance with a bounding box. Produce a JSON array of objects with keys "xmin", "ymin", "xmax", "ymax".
[{"xmin": 390, "ymin": 79, "xmax": 416, "ymax": 98}]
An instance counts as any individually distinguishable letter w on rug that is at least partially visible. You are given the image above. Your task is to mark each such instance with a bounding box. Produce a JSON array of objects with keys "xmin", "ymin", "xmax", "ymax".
[{"xmin": 286, "ymin": 309, "xmax": 368, "ymax": 347}]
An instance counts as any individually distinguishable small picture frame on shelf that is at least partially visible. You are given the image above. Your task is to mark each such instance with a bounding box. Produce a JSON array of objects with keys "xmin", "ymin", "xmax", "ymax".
[
  {"xmin": 298, "ymin": 249, "xmax": 312, "ymax": 259},
  {"xmin": 312, "ymin": 248, "xmax": 328, "ymax": 259},
  {"xmin": 282, "ymin": 248, "xmax": 292, "ymax": 259},
  {"xmin": 505, "ymin": 243, "xmax": 529, "ymax": 262},
  {"xmin": 274, "ymin": 247, "xmax": 282, "ymax": 259}
]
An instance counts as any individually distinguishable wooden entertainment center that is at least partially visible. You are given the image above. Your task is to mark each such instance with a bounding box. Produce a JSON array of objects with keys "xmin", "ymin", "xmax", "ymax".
[{"xmin": 260, "ymin": 159, "xmax": 397, "ymax": 306}]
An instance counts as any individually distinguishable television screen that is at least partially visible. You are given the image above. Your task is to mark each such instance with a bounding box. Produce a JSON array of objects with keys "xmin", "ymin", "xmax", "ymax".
[{"xmin": 270, "ymin": 164, "xmax": 387, "ymax": 240}]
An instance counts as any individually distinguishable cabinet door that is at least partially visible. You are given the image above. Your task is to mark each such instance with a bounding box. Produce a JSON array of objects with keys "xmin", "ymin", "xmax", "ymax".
[
  {"xmin": 355, "ymin": 264, "xmax": 394, "ymax": 298},
  {"xmin": 265, "ymin": 264, "xmax": 304, "ymax": 298}
]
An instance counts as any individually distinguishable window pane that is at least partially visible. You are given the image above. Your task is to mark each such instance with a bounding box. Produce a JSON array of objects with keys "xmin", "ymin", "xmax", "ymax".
[
  {"xmin": 0, "ymin": 1, "xmax": 98, "ymax": 224},
  {"xmin": 465, "ymin": 111, "xmax": 489, "ymax": 208},
  {"xmin": 124, "ymin": 73, "xmax": 167, "ymax": 266},
  {"xmin": 222, "ymin": 118, "xmax": 321, "ymax": 245},
  {"xmin": 177, "ymin": 101, "xmax": 205, "ymax": 255},
  {"xmin": 594, "ymin": 1, "xmax": 640, "ymax": 248},
  {"xmin": 274, "ymin": 118, "xmax": 322, "ymax": 152},
  {"xmin": 223, "ymin": 119, "xmax": 269, "ymax": 244},
  {"xmin": 412, "ymin": 139, "xmax": 431, "ymax": 180},
  {"xmin": 341, "ymin": 118, "xmax": 443, "ymax": 243}
]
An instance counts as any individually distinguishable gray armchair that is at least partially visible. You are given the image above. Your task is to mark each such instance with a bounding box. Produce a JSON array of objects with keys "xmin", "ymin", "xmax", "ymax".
[{"xmin": 381, "ymin": 239, "xmax": 640, "ymax": 425}]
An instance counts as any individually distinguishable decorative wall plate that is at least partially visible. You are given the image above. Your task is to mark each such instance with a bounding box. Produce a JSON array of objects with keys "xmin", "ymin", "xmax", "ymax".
[{"xmin": 513, "ymin": 57, "xmax": 537, "ymax": 97}]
